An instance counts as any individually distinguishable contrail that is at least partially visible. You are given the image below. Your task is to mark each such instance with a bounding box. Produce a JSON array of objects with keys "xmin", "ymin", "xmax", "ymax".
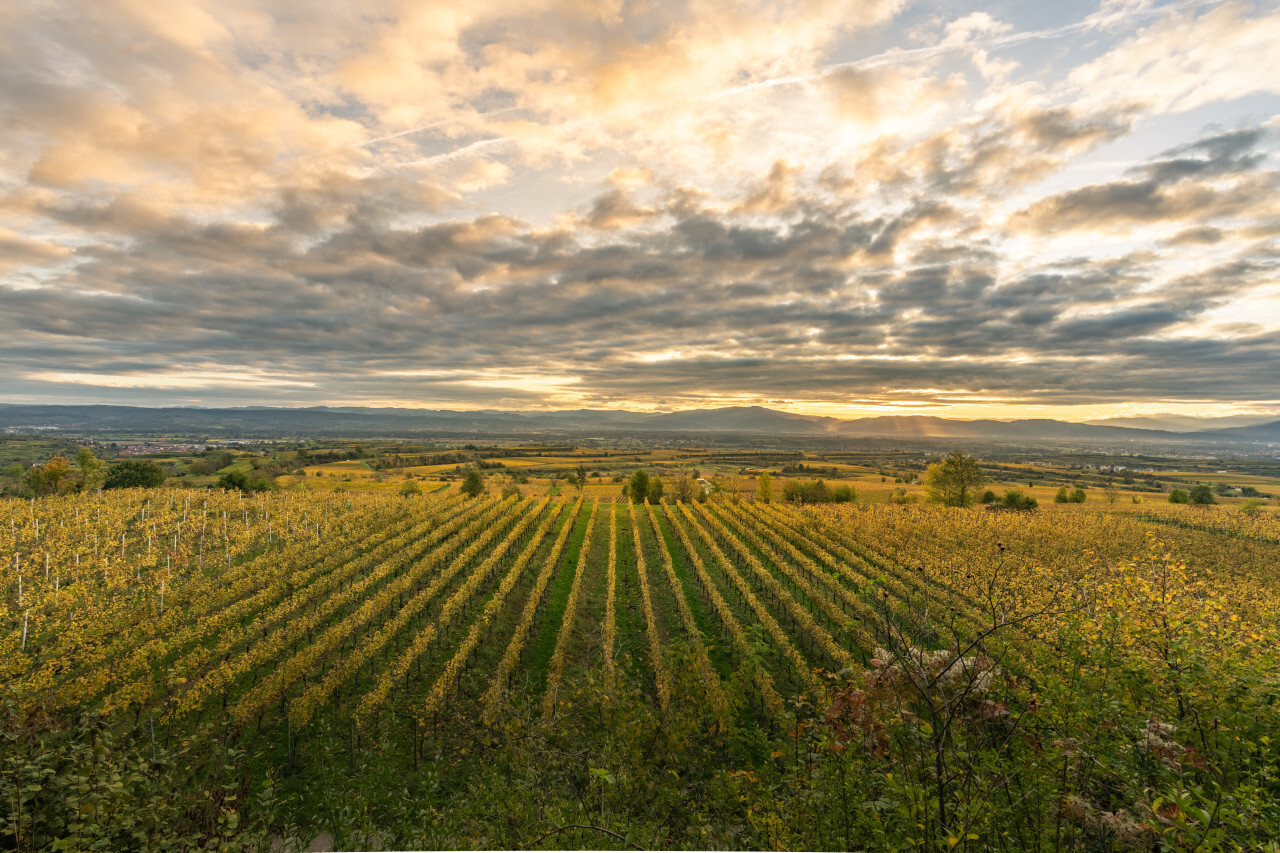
[
  {"xmin": 358, "ymin": 106, "xmax": 524, "ymax": 147},
  {"xmin": 398, "ymin": 136, "xmax": 516, "ymax": 168}
]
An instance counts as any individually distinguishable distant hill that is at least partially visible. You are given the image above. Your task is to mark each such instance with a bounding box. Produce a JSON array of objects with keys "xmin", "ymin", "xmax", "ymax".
[
  {"xmin": 831, "ymin": 416, "xmax": 1175, "ymax": 442},
  {"xmin": 1086, "ymin": 413, "xmax": 1279, "ymax": 432},
  {"xmin": 611, "ymin": 406, "xmax": 837, "ymax": 434},
  {"xmin": 1192, "ymin": 419, "xmax": 1280, "ymax": 443},
  {"xmin": 2, "ymin": 403, "xmax": 1277, "ymax": 447}
]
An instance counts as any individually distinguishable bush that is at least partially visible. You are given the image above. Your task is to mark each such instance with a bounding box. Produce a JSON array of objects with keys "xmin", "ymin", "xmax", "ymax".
[
  {"xmin": 104, "ymin": 460, "xmax": 166, "ymax": 489},
  {"xmin": 1240, "ymin": 498, "xmax": 1266, "ymax": 515},
  {"xmin": 1069, "ymin": 487, "xmax": 1086, "ymax": 503},
  {"xmin": 988, "ymin": 489, "xmax": 1039, "ymax": 507},
  {"xmin": 1054, "ymin": 486, "xmax": 1070, "ymax": 504},
  {"xmin": 996, "ymin": 490, "xmax": 1038, "ymax": 512},
  {"xmin": 980, "ymin": 489, "xmax": 997, "ymax": 504},
  {"xmin": 831, "ymin": 484, "xmax": 856, "ymax": 503},
  {"xmin": 1168, "ymin": 489, "xmax": 1190, "ymax": 504},
  {"xmin": 782, "ymin": 478, "xmax": 832, "ymax": 504},
  {"xmin": 216, "ymin": 470, "xmax": 276, "ymax": 493},
  {"xmin": 1189, "ymin": 484, "xmax": 1216, "ymax": 505}
]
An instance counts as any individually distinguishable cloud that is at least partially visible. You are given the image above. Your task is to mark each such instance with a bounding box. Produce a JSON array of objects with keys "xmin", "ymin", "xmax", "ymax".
[
  {"xmin": 1162, "ymin": 225, "xmax": 1225, "ymax": 246},
  {"xmin": 1069, "ymin": 1, "xmax": 1280, "ymax": 114},
  {"xmin": 1010, "ymin": 127, "xmax": 1279, "ymax": 234},
  {"xmin": 0, "ymin": 0, "xmax": 1277, "ymax": 416},
  {"xmin": 824, "ymin": 65, "xmax": 966, "ymax": 136}
]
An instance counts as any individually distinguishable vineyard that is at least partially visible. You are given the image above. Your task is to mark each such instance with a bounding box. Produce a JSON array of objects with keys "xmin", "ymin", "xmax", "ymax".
[{"xmin": 4, "ymin": 490, "xmax": 1280, "ymax": 850}]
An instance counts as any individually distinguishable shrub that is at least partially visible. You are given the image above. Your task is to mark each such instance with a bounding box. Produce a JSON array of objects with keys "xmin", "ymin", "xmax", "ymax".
[
  {"xmin": 104, "ymin": 460, "xmax": 166, "ymax": 489},
  {"xmin": 1189, "ymin": 484, "xmax": 1216, "ymax": 505},
  {"xmin": 998, "ymin": 490, "xmax": 1038, "ymax": 512},
  {"xmin": 216, "ymin": 469, "xmax": 277, "ymax": 493},
  {"xmin": 1168, "ymin": 489, "xmax": 1190, "ymax": 504},
  {"xmin": 782, "ymin": 478, "xmax": 832, "ymax": 504}
]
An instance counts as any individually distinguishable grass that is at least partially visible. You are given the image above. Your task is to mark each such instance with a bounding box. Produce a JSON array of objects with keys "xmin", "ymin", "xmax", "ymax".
[{"xmin": 522, "ymin": 504, "xmax": 594, "ymax": 690}]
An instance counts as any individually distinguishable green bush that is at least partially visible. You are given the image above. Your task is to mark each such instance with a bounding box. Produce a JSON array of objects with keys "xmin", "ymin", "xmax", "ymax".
[
  {"xmin": 782, "ymin": 478, "xmax": 832, "ymax": 504},
  {"xmin": 831, "ymin": 484, "xmax": 856, "ymax": 503},
  {"xmin": 1189, "ymin": 484, "xmax": 1216, "ymax": 505},
  {"xmin": 103, "ymin": 460, "xmax": 166, "ymax": 489},
  {"xmin": 999, "ymin": 489, "xmax": 1038, "ymax": 511},
  {"xmin": 216, "ymin": 470, "xmax": 276, "ymax": 493}
]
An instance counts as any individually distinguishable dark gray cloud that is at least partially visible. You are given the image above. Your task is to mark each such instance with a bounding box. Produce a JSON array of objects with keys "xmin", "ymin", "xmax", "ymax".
[{"xmin": 1012, "ymin": 126, "xmax": 1278, "ymax": 232}]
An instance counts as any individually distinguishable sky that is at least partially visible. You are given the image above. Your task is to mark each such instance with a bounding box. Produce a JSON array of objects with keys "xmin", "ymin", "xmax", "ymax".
[{"xmin": 1, "ymin": 0, "xmax": 1278, "ymax": 421}]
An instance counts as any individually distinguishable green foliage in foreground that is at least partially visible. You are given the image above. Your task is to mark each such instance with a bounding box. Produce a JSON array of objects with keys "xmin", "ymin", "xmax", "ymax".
[{"xmin": 6, "ymin": 602, "xmax": 1280, "ymax": 852}]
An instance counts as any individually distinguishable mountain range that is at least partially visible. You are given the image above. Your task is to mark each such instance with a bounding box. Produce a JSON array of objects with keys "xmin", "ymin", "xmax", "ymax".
[{"xmin": 2, "ymin": 403, "xmax": 1279, "ymax": 446}]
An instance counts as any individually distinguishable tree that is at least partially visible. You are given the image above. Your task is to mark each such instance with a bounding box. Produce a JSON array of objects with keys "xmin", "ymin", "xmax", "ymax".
[
  {"xmin": 399, "ymin": 479, "xmax": 422, "ymax": 497},
  {"xmin": 218, "ymin": 470, "xmax": 250, "ymax": 491},
  {"xmin": 460, "ymin": 466, "xmax": 485, "ymax": 498},
  {"xmin": 831, "ymin": 484, "xmax": 856, "ymax": 503},
  {"xmin": 648, "ymin": 476, "xmax": 664, "ymax": 502},
  {"xmin": 76, "ymin": 448, "xmax": 105, "ymax": 492},
  {"xmin": 1189, "ymin": 484, "xmax": 1216, "ymax": 505},
  {"xmin": 756, "ymin": 471, "xmax": 773, "ymax": 503},
  {"xmin": 23, "ymin": 456, "xmax": 72, "ymax": 496},
  {"xmin": 628, "ymin": 469, "xmax": 650, "ymax": 504},
  {"xmin": 104, "ymin": 460, "xmax": 166, "ymax": 489},
  {"xmin": 980, "ymin": 489, "xmax": 997, "ymax": 504},
  {"xmin": 1104, "ymin": 483, "xmax": 1120, "ymax": 504},
  {"xmin": 922, "ymin": 451, "xmax": 985, "ymax": 507},
  {"xmin": 669, "ymin": 476, "xmax": 697, "ymax": 504},
  {"xmin": 1168, "ymin": 489, "xmax": 1190, "ymax": 504},
  {"xmin": 1054, "ymin": 487, "xmax": 1070, "ymax": 504},
  {"xmin": 1069, "ymin": 487, "xmax": 1086, "ymax": 504}
]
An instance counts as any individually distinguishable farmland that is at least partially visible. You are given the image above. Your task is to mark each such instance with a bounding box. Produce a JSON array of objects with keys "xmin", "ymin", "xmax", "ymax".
[{"xmin": 4, "ymin": 488, "xmax": 1280, "ymax": 850}]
